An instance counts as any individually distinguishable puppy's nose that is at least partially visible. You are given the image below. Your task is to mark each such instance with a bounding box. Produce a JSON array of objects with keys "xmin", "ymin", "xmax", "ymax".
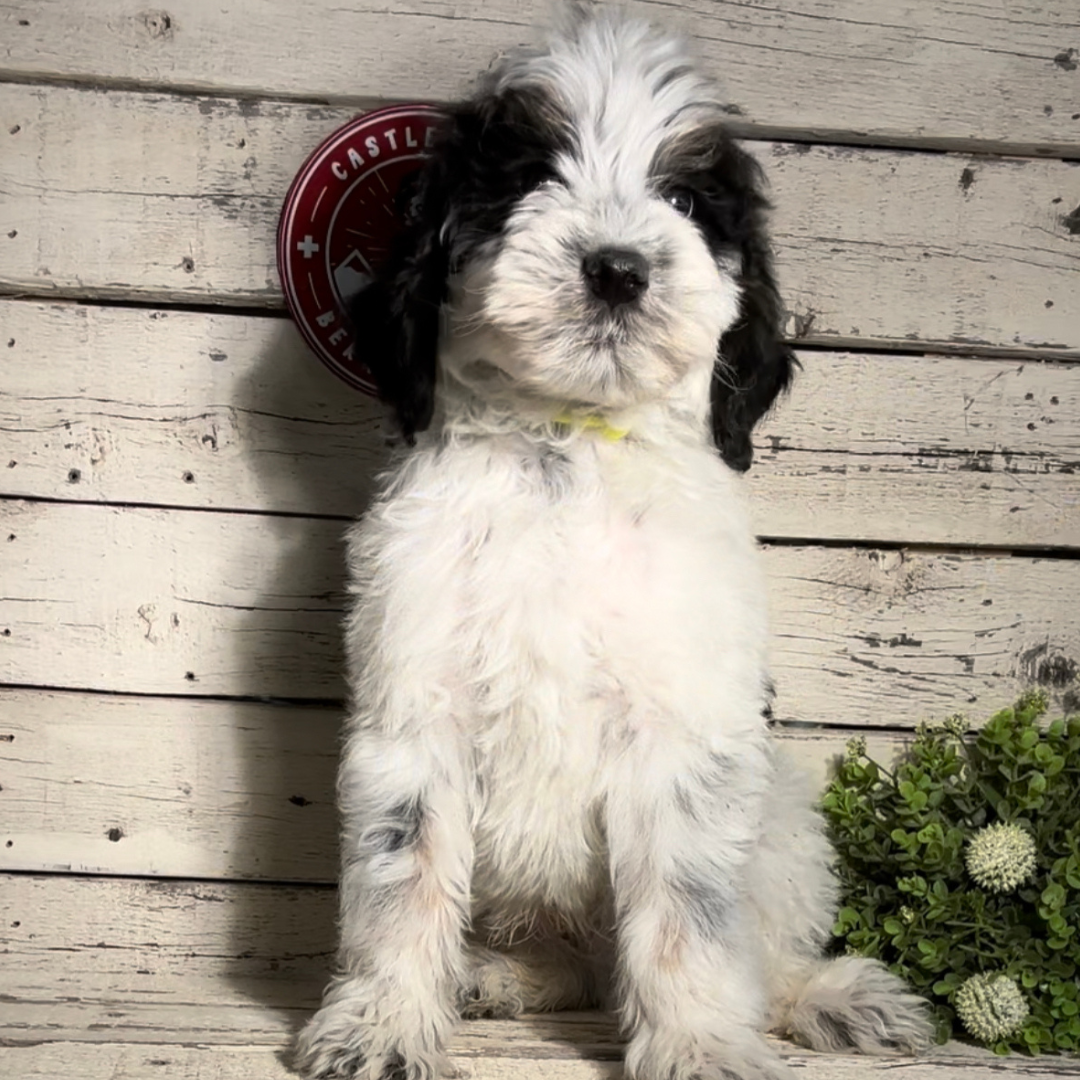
[{"xmin": 582, "ymin": 247, "xmax": 650, "ymax": 308}]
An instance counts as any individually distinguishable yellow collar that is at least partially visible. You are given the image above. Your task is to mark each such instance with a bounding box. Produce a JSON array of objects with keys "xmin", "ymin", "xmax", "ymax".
[{"xmin": 552, "ymin": 410, "xmax": 629, "ymax": 442}]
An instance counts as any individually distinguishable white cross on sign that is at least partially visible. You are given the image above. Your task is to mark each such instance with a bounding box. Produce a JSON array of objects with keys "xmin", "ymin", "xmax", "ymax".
[{"xmin": 297, "ymin": 235, "xmax": 320, "ymax": 258}]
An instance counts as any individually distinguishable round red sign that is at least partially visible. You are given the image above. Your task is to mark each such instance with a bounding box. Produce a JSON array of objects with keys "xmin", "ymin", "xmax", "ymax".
[{"xmin": 278, "ymin": 104, "xmax": 448, "ymax": 394}]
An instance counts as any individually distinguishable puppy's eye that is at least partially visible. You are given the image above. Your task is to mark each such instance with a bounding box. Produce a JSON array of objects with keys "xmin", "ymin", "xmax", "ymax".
[{"xmin": 665, "ymin": 188, "xmax": 694, "ymax": 217}]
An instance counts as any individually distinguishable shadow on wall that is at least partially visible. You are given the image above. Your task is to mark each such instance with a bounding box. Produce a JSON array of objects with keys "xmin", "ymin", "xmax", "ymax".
[{"xmin": 220, "ymin": 319, "xmax": 392, "ymax": 1030}]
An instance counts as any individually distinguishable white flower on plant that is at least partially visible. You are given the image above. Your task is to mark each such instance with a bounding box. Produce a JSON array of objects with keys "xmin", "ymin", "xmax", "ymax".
[
  {"xmin": 953, "ymin": 972, "xmax": 1029, "ymax": 1044},
  {"xmin": 943, "ymin": 713, "xmax": 969, "ymax": 737},
  {"xmin": 965, "ymin": 822, "xmax": 1037, "ymax": 893},
  {"xmin": 845, "ymin": 735, "xmax": 867, "ymax": 760}
]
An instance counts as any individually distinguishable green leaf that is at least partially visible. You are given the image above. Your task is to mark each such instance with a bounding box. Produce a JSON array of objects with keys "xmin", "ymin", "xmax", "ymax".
[
  {"xmin": 1066, "ymin": 856, "xmax": 1080, "ymax": 890},
  {"xmin": 1043, "ymin": 883, "xmax": 1067, "ymax": 910},
  {"xmin": 834, "ymin": 906, "xmax": 861, "ymax": 933}
]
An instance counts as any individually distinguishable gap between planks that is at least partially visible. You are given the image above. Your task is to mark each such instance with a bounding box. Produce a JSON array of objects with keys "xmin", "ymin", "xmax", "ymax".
[
  {"xmin": 1, "ymin": 0, "xmax": 1078, "ymax": 155},
  {"xmin": 0, "ymin": 683, "xmax": 912, "ymax": 881},
  {"xmin": 2, "ymin": 503, "xmax": 1078, "ymax": 713},
  {"xmin": 1, "ymin": 874, "xmax": 1076, "ymax": 1076},
  {"xmin": 1, "ymin": 84, "xmax": 1077, "ymax": 354},
  {"xmin": 1, "ymin": 300, "xmax": 1078, "ymax": 549}
]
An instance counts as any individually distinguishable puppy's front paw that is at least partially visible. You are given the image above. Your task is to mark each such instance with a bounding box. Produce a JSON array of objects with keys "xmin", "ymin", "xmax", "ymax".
[
  {"xmin": 627, "ymin": 1030, "xmax": 795, "ymax": 1080},
  {"xmin": 294, "ymin": 979, "xmax": 447, "ymax": 1080},
  {"xmin": 458, "ymin": 950, "xmax": 524, "ymax": 1019}
]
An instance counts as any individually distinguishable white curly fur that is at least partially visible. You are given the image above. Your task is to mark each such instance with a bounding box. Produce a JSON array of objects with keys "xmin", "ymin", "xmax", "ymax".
[{"xmin": 294, "ymin": 10, "xmax": 932, "ymax": 1080}]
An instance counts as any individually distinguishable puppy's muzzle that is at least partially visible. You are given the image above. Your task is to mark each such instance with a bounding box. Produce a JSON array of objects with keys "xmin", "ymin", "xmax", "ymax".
[{"xmin": 582, "ymin": 247, "xmax": 650, "ymax": 308}]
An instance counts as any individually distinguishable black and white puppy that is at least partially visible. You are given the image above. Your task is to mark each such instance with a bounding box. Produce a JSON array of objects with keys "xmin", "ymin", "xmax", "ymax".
[{"xmin": 296, "ymin": 11, "xmax": 931, "ymax": 1080}]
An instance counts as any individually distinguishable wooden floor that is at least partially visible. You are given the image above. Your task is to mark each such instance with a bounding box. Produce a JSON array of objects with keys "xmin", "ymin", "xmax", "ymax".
[
  {"xmin": 7, "ymin": 1015, "xmax": 1080, "ymax": 1080},
  {"xmin": 1, "ymin": 0, "xmax": 1078, "ymax": 1076}
]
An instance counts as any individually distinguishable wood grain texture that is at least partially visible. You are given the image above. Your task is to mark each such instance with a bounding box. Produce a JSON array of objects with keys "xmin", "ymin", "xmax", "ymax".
[
  {"xmin": 0, "ymin": 686, "xmax": 905, "ymax": 881},
  {"xmin": 0, "ymin": 499, "xmax": 349, "ymax": 698},
  {"xmin": 2, "ymin": 85, "xmax": 1078, "ymax": 354},
  {"xmin": 0, "ymin": 689, "xmax": 341, "ymax": 881},
  {"xmin": 3, "ymin": 300, "xmax": 1078, "ymax": 547},
  {"xmin": 2, "ymin": 875, "xmax": 331, "ymax": 1011},
  {"xmin": 769, "ymin": 547, "xmax": 1080, "ymax": 727},
  {"xmin": 755, "ymin": 352, "xmax": 1080, "ymax": 548},
  {"xmin": 1, "ymin": 0, "xmax": 1078, "ymax": 154},
  {"xmin": 2, "ymin": 874, "xmax": 1078, "ymax": 1075},
  {"xmin": 5, "ymin": 1040, "xmax": 1076, "ymax": 1080},
  {"xmin": 0, "ymin": 301, "xmax": 391, "ymax": 519},
  {"xmin": 2, "ymin": 500, "xmax": 1077, "ymax": 717}
]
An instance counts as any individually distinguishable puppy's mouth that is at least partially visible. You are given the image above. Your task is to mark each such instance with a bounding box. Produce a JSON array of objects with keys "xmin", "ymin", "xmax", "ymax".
[{"xmin": 582, "ymin": 305, "xmax": 641, "ymax": 346}]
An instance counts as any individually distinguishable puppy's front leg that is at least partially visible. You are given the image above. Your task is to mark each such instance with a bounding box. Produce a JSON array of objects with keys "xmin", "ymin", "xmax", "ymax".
[
  {"xmin": 608, "ymin": 738, "xmax": 794, "ymax": 1080},
  {"xmin": 295, "ymin": 726, "xmax": 473, "ymax": 1080}
]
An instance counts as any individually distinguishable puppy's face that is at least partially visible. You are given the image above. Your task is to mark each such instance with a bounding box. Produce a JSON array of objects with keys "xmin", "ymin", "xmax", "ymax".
[
  {"xmin": 442, "ymin": 94, "xmax": 740, "ymax": 409},
  {"xmin": 352, "ymin": 16, "xmax": 795, "ymax": 469}
]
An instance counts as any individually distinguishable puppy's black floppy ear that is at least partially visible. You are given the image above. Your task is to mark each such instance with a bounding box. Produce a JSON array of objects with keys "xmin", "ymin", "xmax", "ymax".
[
  {"xmin": 709, "ymin": 143, "xmax": 797, "ymax": 472},
  {"xmin": 346, "ymin": 126, "xmax": 458, "ymax": 442},
  {"xmin": 348, "ymin": 87, "xmax": 565, "ymax": 441}
]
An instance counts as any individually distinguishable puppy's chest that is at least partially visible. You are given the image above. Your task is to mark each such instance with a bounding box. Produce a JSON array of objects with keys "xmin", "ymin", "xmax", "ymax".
[
  {"xmin": 378, "ymin": 441, "xmax": 761, "ymax": 908},
  {"xmin": 460, "ymin": 465, "xmax": 674, "ymax": 685},
  {"xmin": 431, "ymin": 442, "xmax": 755, "ymax": 732}
]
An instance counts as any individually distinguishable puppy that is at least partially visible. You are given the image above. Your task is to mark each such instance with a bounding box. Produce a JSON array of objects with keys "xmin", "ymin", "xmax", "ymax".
[{"xmin": 295, "ymin": 11, "xmax": 932, "ymax": 1080}]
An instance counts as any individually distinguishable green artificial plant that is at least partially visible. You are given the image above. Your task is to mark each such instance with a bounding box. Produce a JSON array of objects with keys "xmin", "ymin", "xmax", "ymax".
[{"xmin": 822, "ymin": 690, "xmax": 1080, "ymax": 1054}]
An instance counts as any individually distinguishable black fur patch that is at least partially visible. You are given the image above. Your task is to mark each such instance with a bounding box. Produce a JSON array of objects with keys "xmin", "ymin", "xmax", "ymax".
[
  {"xmin": 362, "ymin": 799, "xmax": 423, "ymax": 855},
  {"xmin": 347, "ymin": 85, "xmax": 570, "ymax": 441},
  {"xmin": 654, "ymin": 123, "xmax": 796, "ymax": 471},
  {"xmin": 668, "ymin": 859, "xmax": 735, "ymax": 943}
]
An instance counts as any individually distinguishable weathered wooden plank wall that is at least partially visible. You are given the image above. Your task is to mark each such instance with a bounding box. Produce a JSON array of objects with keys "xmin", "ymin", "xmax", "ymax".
[
  {"xmin": 3, "ymin": 1, "xmax": 1077, "ymax": 154},
  {"xmin": 4, "ymin": 85, "xmax": 1078, "ymax": 353},
  {"xmin": 2, "ymin": 689, "xmax": 916, "ymax": 880},
  {"xmin": 4, "ymin": 301, "xmax": 1078, "ymax": 543},
  {"xmin": 0, "ymin": 878, "xmax": 1071, "ymax": 1075},
  {"xmin": 1, "ymin": 0, "xmax": 1078, "ymax": 1075},
  {"xmin": 3, "ymin": 511, "xmax": 1077, "ymax": 711}
]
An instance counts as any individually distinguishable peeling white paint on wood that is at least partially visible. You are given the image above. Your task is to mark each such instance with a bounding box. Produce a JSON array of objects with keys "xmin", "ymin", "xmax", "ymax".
[
  {"xmin": 768, "ymin": 547, "xmax": 1080, "ymax": 726},
  {"xmin": 0, "ymin": 687, "xmax": 907, "ymax": 881},
  {"xmin": 0, "ymin": 689, "xmax": 341, "ymax": 881},
  {"xmin": 0, "ymin": 301, "xmax": 391, "ymax": 520},
  {"xmin": 754, "ymin": 352, "xmax": 1080, "ymax": 547},
  {"xmin": 2, "ymin": 875, "xmax": 332, "ymax": 1007},
  {"xmin": 2, "ymin": 300, "xmax": 1078, "ymax": 547},
  {"xmin": 1, "ymin": 499, "xmax": 349, "ymax": 698},
  {"xmin": 2, "ymin": 85, "xmax": 1077, "ymax": 353},
  {"xmin": 2, "ymin": 500, "xmax": 1076, "ymax": 717},
  {"xmin": 1, "ymin": 0, "xmax": 1077, "ymax": 154}
]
